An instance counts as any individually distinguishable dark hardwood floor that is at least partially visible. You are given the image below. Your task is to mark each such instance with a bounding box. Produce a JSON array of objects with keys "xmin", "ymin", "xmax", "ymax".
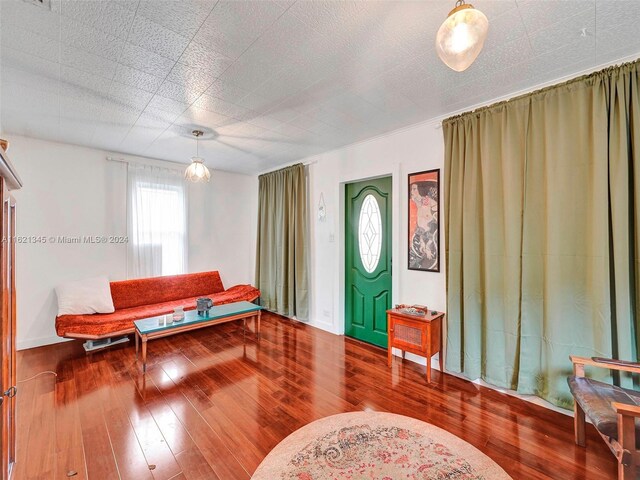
[{"xmin": 14, "ymin": 312, "xmax": 615, "ymax": 479}]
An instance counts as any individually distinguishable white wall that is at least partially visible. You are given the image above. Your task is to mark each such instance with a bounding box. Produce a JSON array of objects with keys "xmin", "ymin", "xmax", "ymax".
[
  {"xmin": 302, "ymin": 120, "xmax": 445, "ymax": 336},
  {"xmin": 7, "ymin": 134, "xmax": 257, "ymax": 350},
  {"xmin": 187, "ymin": 168, "xmax": 257, "ymax": 288}
]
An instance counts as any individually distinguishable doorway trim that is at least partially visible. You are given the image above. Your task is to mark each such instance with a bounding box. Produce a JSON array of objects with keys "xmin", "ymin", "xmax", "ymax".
[{"xmin": 337, "ymin": 164, "xmax": 401, "ymax": 335}]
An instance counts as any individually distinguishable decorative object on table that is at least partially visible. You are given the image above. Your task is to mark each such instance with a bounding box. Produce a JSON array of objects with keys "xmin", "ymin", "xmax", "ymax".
[
  {"xmin": 395, "ymin": 304, "xmax": 429, "ymax": 316},
  {"xmin": 252, "ymin": 411, "xmax": 512, "ymax": 480},
  {"xmin": 387, "ymin": 306, "xmax": 445, "ymax": 382},
  {"xmin": 436, "ymin": 0, "xmax": 489, "ymax": 72},
  {"xmin": 196, "ymin": 297, "xmax": 213, "ymax": 315},
  {"xmin": 0, "ymin": 139, "xmax": 8, "ymax": 152},
  {"xmin": 317, "ymin": 192, "xmax": 327, "ymax": 222},
  {"xmin": 408, "ymin": 169, "xmax": 440, "ymax": 272},
  {"xmin": 184, "ymin": 130, "xmax": 211, "ymax": 183},
  {"xmin": 172, "ymin": 307, "xmax": 184, "ymax": 322}
]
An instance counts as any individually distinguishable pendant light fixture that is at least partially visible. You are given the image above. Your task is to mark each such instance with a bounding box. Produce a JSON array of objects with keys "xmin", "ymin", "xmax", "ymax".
[
  {"xmin": 436, "ymin": 0, "xmax": 489, "ymax": 72},
  {"xmin": 185, "ymin": 130, "xmax": 211, "ymax": 183}
]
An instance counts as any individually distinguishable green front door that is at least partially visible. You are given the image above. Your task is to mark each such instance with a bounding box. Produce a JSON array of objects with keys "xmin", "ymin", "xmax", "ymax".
[{"xmin": 345, "ymin": 177, "xmax": 392, "ymax": 348}]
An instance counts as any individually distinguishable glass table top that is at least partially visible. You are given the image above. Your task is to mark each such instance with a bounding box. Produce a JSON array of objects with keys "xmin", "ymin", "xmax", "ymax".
[{"xmin": 134, "ymin": 301, "xmax": 262, "ymax": 335}]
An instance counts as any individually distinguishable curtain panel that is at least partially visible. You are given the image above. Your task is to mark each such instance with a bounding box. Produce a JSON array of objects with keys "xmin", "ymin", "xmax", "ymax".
[
  {"xmin": 255, "ymin": 163, "xmax": 309, "ymax": 320},
  {"xmin": 443, "ymin": 60, "xmax": 640, "ymax": 408},
  {"xmin": 127, "ymin": 163, "xmax": 188, "ymax": 279}
]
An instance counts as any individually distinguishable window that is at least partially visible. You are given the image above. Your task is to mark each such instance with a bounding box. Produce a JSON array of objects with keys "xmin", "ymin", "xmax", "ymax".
[
  {"xmin": 358, "ymin": 194, "xmax": 382, "ymax": 273},
  {"xmin": 127, "ymin": 164, "xmax": 187, "ymax": 278}
]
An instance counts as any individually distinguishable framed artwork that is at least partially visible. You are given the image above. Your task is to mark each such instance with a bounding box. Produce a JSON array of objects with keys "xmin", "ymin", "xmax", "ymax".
[{"xmin": 408, "ymin": 169, "xmax": 440, "ymax": 272}]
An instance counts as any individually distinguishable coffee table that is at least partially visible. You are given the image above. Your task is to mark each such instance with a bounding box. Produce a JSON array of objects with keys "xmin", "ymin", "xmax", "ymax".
[{"xmin": 134, "ymin": 301, "xmax": 262, "ymax": 372}]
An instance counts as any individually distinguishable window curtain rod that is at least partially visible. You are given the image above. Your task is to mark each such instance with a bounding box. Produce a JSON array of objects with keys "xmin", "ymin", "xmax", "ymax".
[
  {"xmin": 443, "ymin": 57, "xmax": 640, "ymax": 125},
  {"xmin": 106, "ymin": 155, "xmax": 186, "ymax": 172},
  {"xmin": 259, "ymin": 160, "xmax": 316, "ymax": 177}
]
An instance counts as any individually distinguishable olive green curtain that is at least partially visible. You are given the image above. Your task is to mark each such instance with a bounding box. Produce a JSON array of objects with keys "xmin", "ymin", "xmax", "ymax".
[
  {"xmin": 255, "ymin": 163, "xmax": 309, "ymax": 320},
  {"xmin": 444, "ymin": 60, "xmax": 640, "ymax": 408}
]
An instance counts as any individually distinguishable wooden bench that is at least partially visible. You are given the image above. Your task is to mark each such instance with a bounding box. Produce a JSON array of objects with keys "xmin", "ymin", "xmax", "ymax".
[{"xmin": 568, "ymin": 356, "xmax": 640, "ymax": 479}]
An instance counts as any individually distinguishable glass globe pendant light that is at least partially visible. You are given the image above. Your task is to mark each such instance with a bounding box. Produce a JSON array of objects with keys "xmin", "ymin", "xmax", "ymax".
[
  {"xmin": 185, "ymin": 130, "xmax": 211, "ymax": 182},
  {"xmin": 436, "ymin": 0, "xmax": 489, "ymax": 72}
]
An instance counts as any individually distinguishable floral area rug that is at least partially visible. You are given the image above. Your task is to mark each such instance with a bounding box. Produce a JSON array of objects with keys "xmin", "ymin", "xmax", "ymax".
[{"xmin": 252, "ymin": 411, "xmax": 512, "ymax": 480}]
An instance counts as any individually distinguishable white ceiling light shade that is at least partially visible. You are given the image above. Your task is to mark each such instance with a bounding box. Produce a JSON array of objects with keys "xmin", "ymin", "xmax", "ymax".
[
  {"xmin": 185, "ymin": 130, "xmax": 211, "ymax": 183},
  {"xmin": 436, "ymin": 0, "xmax": 489, "ymax": 72},
  {"xmin": 185, "ymin": 156, "xmax": 210, "ymax": 182}
]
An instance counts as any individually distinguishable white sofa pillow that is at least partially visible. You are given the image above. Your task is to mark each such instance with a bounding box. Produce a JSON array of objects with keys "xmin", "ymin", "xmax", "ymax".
[{"xmin": 55, "ymin": 276, "xmax": 115, "ymax": 316}]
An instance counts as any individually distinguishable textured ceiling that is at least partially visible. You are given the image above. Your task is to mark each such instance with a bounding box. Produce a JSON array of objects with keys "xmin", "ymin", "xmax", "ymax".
[{"xmin": 1, "ymin": 0, "xmax": 640, "ymax": 174}]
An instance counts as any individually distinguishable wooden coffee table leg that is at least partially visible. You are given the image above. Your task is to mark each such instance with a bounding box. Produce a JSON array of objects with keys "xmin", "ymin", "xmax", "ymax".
[
  {"xmin": 141, "ymin": 336, "xmax": 148, "ymax": 373},
  {"xmin": 135, "ymin": 331, "xmax": 139, "ymax": 357},
  {"xmin": 257, "ymin": 311, "xmax": 261, "ymax": 339}
]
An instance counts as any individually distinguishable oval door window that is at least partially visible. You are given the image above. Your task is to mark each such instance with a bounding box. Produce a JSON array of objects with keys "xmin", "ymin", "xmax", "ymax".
[{"xmin": 358, "ymin": 194, "xmax": 382, "ymax": 273}]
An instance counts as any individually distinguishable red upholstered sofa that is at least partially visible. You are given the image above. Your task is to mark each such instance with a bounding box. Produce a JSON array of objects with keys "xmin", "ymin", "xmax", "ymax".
[{"xmin": 55, "ymin": 271, "xmax": 260, "ymax": 340}]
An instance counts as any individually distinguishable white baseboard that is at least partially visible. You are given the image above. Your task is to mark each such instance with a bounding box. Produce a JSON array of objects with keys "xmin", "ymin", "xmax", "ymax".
[
  {"xmin": 390, "ymin": 348, "xmax": 569, "ymax": 415},
  {"xmin": 306, "ymin": 319, "xmax": 340, "ymax": 335},
  {"xmin": 17, "ymin": 335, "xmax": 73, "ymax": 351}
]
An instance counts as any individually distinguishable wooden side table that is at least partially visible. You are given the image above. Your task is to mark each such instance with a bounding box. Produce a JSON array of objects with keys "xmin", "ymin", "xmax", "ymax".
[{"xmin": 387, "ymin": 308, "xmax": 445, "ymax": 382}]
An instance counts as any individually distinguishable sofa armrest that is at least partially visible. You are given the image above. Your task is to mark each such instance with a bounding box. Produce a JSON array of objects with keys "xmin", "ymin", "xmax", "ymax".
[{"xmin": 570, "ymin": 355, "xmax": 640, "ymax": 376}]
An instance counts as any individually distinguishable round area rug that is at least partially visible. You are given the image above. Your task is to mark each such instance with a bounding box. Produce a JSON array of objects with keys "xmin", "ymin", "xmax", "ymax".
[{"xmin": 252, "ymin": 412, "xmax": 511, "ymax": 480}]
